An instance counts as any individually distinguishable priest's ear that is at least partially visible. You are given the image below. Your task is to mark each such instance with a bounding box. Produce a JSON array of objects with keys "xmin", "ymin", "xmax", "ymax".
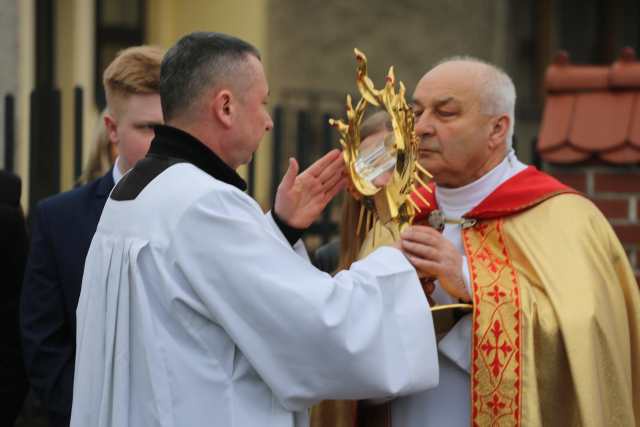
[
  {"xmin": 211, "ymin": 89, "xmax": 234, "ymax": 128},
  {"xmin": 488, "ymin": 114, "xmax": 510, "ymax": 150}
]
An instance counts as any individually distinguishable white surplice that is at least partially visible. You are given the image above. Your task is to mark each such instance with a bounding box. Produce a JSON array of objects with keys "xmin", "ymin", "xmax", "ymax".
[
  {"xmin": 71, "ymin": 162, "xmax": 439, "ymax": 427},
  {"xmin": 390, "ymin": 151, "xmax": 526, "ymax": 427}
]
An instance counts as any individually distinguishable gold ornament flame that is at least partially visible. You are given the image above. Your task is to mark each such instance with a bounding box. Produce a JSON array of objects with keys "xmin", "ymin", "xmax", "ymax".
[{"xmin": 330, "ymin": 49, "xmax": 433, "ymax": 248}]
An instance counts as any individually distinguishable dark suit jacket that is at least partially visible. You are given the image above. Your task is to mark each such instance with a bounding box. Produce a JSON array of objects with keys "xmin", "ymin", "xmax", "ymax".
[
  {"xmin": 312, "ymin": 238, "xmax": 340, "ymax": 274},
  {"xmin": 21, "ymin": 170, "xmax": 114, "ymax": 424},
  {"xmin": 0, "ymin": 170, "xmax": 29, "ymax": 426}
]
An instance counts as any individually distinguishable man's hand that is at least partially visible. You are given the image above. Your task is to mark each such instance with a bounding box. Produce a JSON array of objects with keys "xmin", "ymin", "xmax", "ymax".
[
  {"xmin": 274, "ymin": 149, "xmax": 347, "ymax": 229},
  {"xmin": 399, "ymin": 225, "xmax": 471, "ymax": 302}
]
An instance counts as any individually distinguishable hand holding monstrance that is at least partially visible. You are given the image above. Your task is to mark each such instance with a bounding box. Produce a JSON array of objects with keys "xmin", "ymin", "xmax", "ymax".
[
  {"xmin": 331, "ymin": 49, "xmax": 472, "ymax": 311},
  {"xmin": 329, "ymin": 48, "xmax": 433, "ymax": 258}
]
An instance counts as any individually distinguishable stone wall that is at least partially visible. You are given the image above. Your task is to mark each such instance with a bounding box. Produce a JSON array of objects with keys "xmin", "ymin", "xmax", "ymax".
[{"xmin": 267, "ymin": 0, "xmax": 510, "ymax": 105}]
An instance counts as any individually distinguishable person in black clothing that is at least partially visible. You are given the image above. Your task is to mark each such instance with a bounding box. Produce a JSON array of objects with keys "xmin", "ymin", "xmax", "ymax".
[{"xmin": 0, "ymin": 170, "xmax": 29, "ymax": 426}]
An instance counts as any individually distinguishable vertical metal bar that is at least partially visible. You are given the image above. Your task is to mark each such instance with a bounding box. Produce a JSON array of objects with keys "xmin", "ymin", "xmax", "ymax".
[
  {"xmin": 594, "ymin": 0, "xmax": 616, "ymax": 64},
  {"xmin": 531, "ymin": 136, "xmax": 542, "ymax": 170},
  {"xmin": 535, "ymin": 0, "xmax": 553, "ymax": 101},
  {"xmin": 4, "ymin": 95, "xmax": 15, "ymax": 172},
  {"xmin": 296, "ymin": 110, "xmax": 309, "ymax": 170},
  {"xmin": 53, "ymin": 90, "xmax": 61, "ymax": 190},
  {"xmin": 322, "ymin": 113, "xmax": 334, "ymax": 154},
  {"xmin": 35, "ymin": 0, "xmax": 55, "ymax": 88},
  {"xmin": 271, "ymin": 105, "xmax": 283, "ymax": 198},
  {"xmin": 29, "ymin": 90, "xmax": 39, "ymax": 210},
  {"xmin": 74, "ymin": 86, "xmax": 83, "ymax": 180},
  {"xmin": 29, "ymin": 88, "xmax": 61, "ymax": 210},
  {"xmin": 320, "ymin": 112, "xmax": 335, "ymax": 244}
]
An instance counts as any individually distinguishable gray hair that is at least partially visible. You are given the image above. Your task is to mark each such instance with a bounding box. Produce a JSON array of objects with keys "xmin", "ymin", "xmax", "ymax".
[
  {"xmin": 160, "ymin": 32, "xmax": 261, "ymax": 122},
  {"xmin": 436, "ymin": 56, "xmax": 516, "ymax": 148}
]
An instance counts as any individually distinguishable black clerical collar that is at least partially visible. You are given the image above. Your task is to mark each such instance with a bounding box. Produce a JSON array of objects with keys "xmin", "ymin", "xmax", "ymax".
[{"xmin": 149, "ymin": 125, "xmax": 247, "ymax": 191}]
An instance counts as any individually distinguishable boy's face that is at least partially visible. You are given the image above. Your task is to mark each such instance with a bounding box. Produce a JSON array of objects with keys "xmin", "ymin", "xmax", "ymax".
[{"xmin": 105, "ymin": 93, "xmax": 164, "ymax": 172}]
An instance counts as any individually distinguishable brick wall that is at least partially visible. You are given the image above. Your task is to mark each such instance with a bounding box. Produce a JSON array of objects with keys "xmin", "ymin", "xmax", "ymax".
[{"xmin": 548, "ymin": 166, "xmax": 640, "ymax": 284}]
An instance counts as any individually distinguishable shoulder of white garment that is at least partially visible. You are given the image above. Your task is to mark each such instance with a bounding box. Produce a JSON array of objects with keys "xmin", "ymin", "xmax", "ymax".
[
  {"xmin": 347, "ymin": 246, "xmax": 415, "ymax": 277},
  {"xmin": 174, "ymin": 167, "xmax": 261, "ymax": 219}
]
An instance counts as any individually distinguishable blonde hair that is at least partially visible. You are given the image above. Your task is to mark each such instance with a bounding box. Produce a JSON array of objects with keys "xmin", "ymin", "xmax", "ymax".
[
  {"xmin": 103, "ymin": 45, "xmax": 164, "ymax": 116},
  {"xmin": 78, "ymin": 109, "xmax": 116, "ymax": 184}
]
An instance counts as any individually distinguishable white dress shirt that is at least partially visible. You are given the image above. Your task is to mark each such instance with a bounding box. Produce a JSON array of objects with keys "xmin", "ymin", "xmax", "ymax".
[{"xmin": 112, "ymin": 156, "xmax": 124, "ymax": 184}]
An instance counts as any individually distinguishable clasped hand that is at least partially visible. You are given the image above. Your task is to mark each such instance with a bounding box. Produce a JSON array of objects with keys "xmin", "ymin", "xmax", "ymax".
[{"xmin": 397, "ymin": 225, "xmax": 471, "ymax": 302}]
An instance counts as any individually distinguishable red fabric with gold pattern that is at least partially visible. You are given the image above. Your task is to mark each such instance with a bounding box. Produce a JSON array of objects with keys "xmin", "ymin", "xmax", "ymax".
[
  {"xmin": 464, "ymin": 220, "xmax": 522, "ymax": 426},
  {"xmin": 408, "ymin": 167, "xmax": 578, "ymax": 427}
]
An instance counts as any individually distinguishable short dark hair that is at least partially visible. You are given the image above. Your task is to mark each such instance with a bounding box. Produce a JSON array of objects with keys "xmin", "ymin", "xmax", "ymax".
[{"xmin": 160, "ymin": 32, "xmax": 261, "ymax": 122}]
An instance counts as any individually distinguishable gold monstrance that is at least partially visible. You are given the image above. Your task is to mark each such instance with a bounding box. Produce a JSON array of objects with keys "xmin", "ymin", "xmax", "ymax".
[{"xmin": 330, "ymin": 49, "xmax": 432, "ymax": 257}]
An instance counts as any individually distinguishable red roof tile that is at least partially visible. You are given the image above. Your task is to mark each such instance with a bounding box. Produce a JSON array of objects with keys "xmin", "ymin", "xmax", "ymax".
[
  {"xmin": 537, "ymin": 48, "xmax": 640, "ymax": 165},
  {"xmin": 570, "ymin": 92, "xmax": 634, "ymax": 151},
  {"xmin": 538, "ymin": 94, "xmax": 574, "ymax": 152}
]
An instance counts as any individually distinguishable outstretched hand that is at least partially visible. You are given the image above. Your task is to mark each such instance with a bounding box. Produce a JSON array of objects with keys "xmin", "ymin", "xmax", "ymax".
[{"xmin": 274, "ymin": 149, "xmax": 347, "ymax": 229}]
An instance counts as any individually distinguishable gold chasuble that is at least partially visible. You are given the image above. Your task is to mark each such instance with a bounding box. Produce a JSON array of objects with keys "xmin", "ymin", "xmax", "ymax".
[
  {"xmin": 411, "ymin": 166, "xmax": 640, "ymax": 426},
  {"xmin": 312, "ymin": 166, "xmax": 640, "ymax": 427}
]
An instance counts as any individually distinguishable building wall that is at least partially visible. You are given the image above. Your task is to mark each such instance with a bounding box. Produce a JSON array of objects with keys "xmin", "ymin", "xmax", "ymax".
[
  {"xmin": 0, "ymin": 0, "xmax": 19, "ymax": 169},
  {"xmin": 265, "ymin": 0, "xmax": 543, "ymax": 166},
  {"xmin": 268, "ymin": 0, "xmax": 510, "ymax": 102},
  {"xmin": 16, "ymin": 0, "xmax": 34, "ymax": 209},
  {"xmin": 7, "ymin": 0, "xmax": 95, "ymax": 206},
  {"xmin": 53, "ymin": 0, "xmax": 97, "ymax": 192}
]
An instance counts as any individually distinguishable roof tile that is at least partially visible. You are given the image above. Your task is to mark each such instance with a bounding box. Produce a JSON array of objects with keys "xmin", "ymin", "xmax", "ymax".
[
  {"xmin": 545, "ymin": 65, "xmax": 609, "ymax": 92},
  {"xmin": 629, "ymin": 95, "xmax": 640, "ymax": 146},
  {"xmin": 569, "ymin": 92, "xmax": 634, "ymax": 151},
  {"xmin": 600, "ymin": 146, "xmax": 640, "ymax": 164},
  {"xmin": 537, "ymin": 49, "xmax": 640, "ymax": 165},
  {"xmin": 539, "ymin": 145, "xmax": 591, "ymax": 164},
  {"xmin": 538, "ymin": 94, "xmax": 574, "ymax": 151}
]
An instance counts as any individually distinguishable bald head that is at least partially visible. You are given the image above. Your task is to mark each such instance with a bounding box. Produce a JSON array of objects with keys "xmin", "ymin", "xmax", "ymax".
[
  {"xmin": 423, "ymin": 57, "xmax": 516, "ymax": 147},
  {"xmin": 411, "ymin": 57, "xmax": 516, "ymax": 187}
]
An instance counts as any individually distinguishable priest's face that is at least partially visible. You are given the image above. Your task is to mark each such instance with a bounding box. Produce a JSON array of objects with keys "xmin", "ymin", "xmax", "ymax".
[
  {"xmin": 105, "ymin": 93, "xmax": 163, "ymax": 173},
  {"xmin": 412, "ymin": 61, "xmax": 496, "ymax": 188},
  {"xmin": 230, "ymin": 55, "xmax": 273, "ymax": 168}
]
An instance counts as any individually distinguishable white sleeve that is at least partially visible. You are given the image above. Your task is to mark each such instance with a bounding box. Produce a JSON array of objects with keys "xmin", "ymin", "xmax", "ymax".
[
  {"xmin": 436, "ymin": 257, "xmax": 473, "ymax": 373},
  {"xmin": 171, "ymin": 188, "xmax": 439, "ymax": 411}
]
